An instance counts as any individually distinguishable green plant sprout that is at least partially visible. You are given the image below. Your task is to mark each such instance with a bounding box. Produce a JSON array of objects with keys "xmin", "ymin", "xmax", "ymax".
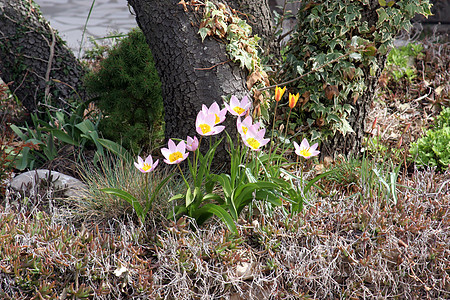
[
  {"xmin": 386, "ymin": 42, "xmax": 424, "ymax": 82},
  {"xmin": 410, "ymin": 107, "xmax": 450, "ymax": 171}
]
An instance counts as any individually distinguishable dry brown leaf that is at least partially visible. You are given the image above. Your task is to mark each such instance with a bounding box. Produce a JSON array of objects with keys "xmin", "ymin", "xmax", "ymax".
[
  {"xmin": 325, "ymin": 85, "xmax": 339, "ymax": 100},
  {"xmin": 178, "ymin": 0, "xmax": 188, "ymax": 11},
  {"xmin": 246, "ymin": 71, "xmax": 262, "ymax": 90}
]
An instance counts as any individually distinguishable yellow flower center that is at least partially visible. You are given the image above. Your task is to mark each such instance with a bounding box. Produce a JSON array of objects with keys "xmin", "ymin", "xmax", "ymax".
[
  {"xmin": 169, "ymin": 151, "xmax": 183, "ymax": 163},
  {"xmin": 246, "ymin": 138, "xmax": 260, "ymax": 150},
  {"xmin": 215, "ymin": 114, "xmax": 220, "ymax": 124},
  {"xmin": 199, "ymin": 124, "xmax": 211, "ymax": 134},
  {"xmin": 142, "ymin": 163, "xmax": 152, "ymax": 171},
  {"xmin": 242, "ymin": 126, "xmax": 248, "ymax": 135},
  {"xmin": 299, "ymin": 148, "xmax": 312, "ymax": 157},
  {"xmin": 233, "ymin": 106, "xmax": 245, "ymax": 115}
]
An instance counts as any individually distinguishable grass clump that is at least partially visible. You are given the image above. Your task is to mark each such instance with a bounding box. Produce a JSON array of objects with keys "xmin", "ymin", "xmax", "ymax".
[{"xmin": 73, "ymin": 152, "xmax": 178, "ymax": 224}]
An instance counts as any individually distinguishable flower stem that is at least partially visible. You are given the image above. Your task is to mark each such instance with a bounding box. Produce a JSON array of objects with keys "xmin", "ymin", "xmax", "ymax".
[
  {"xmin": 177, "ymin": 164, "xmax": 189, "ymax": 188},
  {"xmin": 269, "ymin": 101, "xmax": 279, "ymax": 161}
]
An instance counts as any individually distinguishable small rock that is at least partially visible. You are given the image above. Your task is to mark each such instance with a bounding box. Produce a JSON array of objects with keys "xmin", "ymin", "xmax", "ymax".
[{"xmin": 9, "ymin": 169, "xmax": 87, "ymax": 198}]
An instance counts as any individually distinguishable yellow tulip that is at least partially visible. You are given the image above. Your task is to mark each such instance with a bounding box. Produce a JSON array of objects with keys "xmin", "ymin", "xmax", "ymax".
[
  {"xmin": 274, "ymin": 86, "xmax": 286, "ymax": 102},
  {"xmin": 289, "ymin": 93, "xmax": 300, "ymax": 109}
]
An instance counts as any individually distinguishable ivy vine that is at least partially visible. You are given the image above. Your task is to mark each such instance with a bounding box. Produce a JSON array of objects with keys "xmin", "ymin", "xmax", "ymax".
[{"xmin": 278, "ymin": 0, "xmax": 432, "ymax": 141}]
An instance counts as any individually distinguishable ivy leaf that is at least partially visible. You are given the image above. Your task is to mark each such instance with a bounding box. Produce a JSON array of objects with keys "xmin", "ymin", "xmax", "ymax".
[
  {"xmin": 339, "ymin": 119, "xmax": 355, "ymax": 136},
  {"xmin": 350, "ymin": 52, "xmax": 362, "ymax": 60},
  {"xmin": 198, "ymin": 27, "xmax": 210, "ymax": 42},
  {"xmin": 378, "ymin": 0, "xmax": 386, "ymax": 6},
  {"xmin": 326, "ymin": 114, "xmax": 341, "ymax": 124},
  {"xmin": 376, "ymin": 7, "xmax": 389, "ymax": 27}
]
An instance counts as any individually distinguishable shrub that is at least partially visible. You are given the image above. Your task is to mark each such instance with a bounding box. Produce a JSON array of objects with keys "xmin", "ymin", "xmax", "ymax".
[
  {"xmin": 410, "ymin": 107, "xmax": 450, "ymax": 170},
  {"xmin": 83, "ymin": 28, "xmax": 164, "ymax": 154}
]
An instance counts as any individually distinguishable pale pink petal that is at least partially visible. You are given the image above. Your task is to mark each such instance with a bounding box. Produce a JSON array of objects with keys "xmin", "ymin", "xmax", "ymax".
[
  {"xmin": 160, "ymin": 148, "xmax": 170, "ymax": 160},
  {"xmin": 213, "ymin": 125, "xmax": 225, "ymax": 134},
  {"xmin": 176, "ymin": 140, "xmax": 186, "ymax": 153},
  {"xmin": 167, "ymin": 139, "xmax": 176, "ymax": 152},
  {"xmin": 210, "ymin": 102, "xmax": 219, "ymax": 113},
  {"xmin": 300, "ymin": 138, "xmax": 309, "ymax": 150},
  {"xmin": 230, "ymin": 95, "xmax": 239, "ymax": 107},
  {"xmin": 144, "ymin": 155, "xmax": 153, "ymax": 166},
  {"xmin": 152, "ymin": 159, "xmax": 159, "ymax": 169}
]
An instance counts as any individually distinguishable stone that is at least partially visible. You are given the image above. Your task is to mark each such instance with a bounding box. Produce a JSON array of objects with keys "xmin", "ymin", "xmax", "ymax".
[{"xmin": 9, "ymin": 169, "xmax": 87, "ymax": 198}]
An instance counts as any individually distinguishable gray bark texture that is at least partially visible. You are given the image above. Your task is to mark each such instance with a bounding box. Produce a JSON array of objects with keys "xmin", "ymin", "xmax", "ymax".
[
  {"xmin": 0, "ymin": 0, "xmax": 86, "ymax": 114},
  {"xmin": 127, "ymin": 0, "xmax": 273, "ymax": 165}
]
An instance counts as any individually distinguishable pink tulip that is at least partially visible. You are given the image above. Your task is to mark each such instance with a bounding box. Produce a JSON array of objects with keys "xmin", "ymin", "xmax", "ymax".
[
  {"xmin": 237, "ymin": 115, "xmax": 261, "ymax": 136},
  {"xmin": 195, "ymin": 110, "xmax": 225, "ymax": 136},
  {"xmin": 293, "ymin": 138, "xmax": 320, "ymax": 159},
  {"xmin": 161, "ymin": 139, "xmax": 189, "ymax": 164},
  {"xmin": 224, "ymin": 95, "xmax": 251, "ymax": 117},
  {"xmin": 134, "ymin": 155, "xmax": 159, "ymax": 173},
  {"xmin": 186, "ymin": 136, "xmax": 199, "ymax": 152},
  {"xmin": 242, "ymin": 126, "xmax": 270, "ymax": 151},
  {"xmin": 201, "ymin": 102, "xmax": 227, "ymax": 125}
]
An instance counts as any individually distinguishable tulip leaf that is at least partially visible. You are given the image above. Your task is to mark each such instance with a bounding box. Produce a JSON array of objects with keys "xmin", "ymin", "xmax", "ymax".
[
  {"xmin": 101, "ymin": 188, "xmax": 144, "ymax": 222},
  {"xmin": 194, "ymin": 204, "xmax": 237, "ymax": 234}
]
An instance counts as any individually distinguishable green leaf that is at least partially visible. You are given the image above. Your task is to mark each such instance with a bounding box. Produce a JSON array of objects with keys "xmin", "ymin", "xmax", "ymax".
[
  {"xmin": 75, "ymin": 119, "xmax": 96, "ymax": 134},
  {"xmin": 51, "ymin": 129, "xmax": 78, "ymax": 146},
  {"xmin": 376, "ymin": 8, "xmax": 388, "ymax": 26},
  {"xmin": 14, "ymin": 147, "xmax": 31, "ymax": 170},
  {"xmin": 101, "ymin": 188, "xmax": 144, "ymax": 221},
  {"xmin": 195, "ymin": 204, "xmax": 237, "ymax": 234},
  {"xmin": 10, "ymin": 125, "xmax": 28, "ymax": 140},
  {"xmin": 339, "ymin": 119, "xmax": 355, "ymax": 135},
  {"xmin": 198, "ymin": 27, "xmax": 209, "ymax": 42},
  {"xmin": 202, "ymin": 193, "xmax": 224, "ymax": 204},
  {"xmin": 255, "ymin": 190, "xmax": 282, "ymax": 207},
  {"xmin": 186, "ymin": 187, "xmax": 193, "ymax": 207},
  {"xmin": 168, "ymin": 193, "xmax": 184, "ymax": 203},
  {"xmin": 97, "ymin": 138, "xmax": 130, "ymax": 160}
]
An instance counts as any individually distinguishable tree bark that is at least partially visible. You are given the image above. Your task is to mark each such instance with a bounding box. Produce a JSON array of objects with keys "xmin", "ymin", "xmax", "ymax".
[
  {"xmin": 228, "ymin": 0, "xmax": 276, "ymax": 55},
  {"xmin": 0, "ymin": 0, "xmax": 86, "ymax": 114},
  {"xmin": 319, "ymin": 2, "xmax": 387, "ymax": 158},
  {"xmin": 127, "ymin": 0, "xmax": 273, "ymax": 165}
]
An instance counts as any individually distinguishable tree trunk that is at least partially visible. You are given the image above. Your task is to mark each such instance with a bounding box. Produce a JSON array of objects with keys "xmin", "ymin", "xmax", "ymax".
[
  {"xmin": 320, "ymin": 55, "xmax": 386, "ymax": 158},
  {"xmin": 0, "ymin": 0, "xmax": 86, "ymax": 114},
  {"xmin": 227, "ymin": 0, "xmax": 276, "ymax": 55},
  {"xmin": 127, "ymin": 0, "xmax": 273, "ymax": 164},
  {"xmin": 319, "ymin": 2, "xmax": 387, "ymax": 159}
]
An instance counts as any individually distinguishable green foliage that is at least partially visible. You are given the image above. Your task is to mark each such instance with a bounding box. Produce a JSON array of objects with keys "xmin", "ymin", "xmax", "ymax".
[
  {"xmin": 410, "ymin": 107, "xmax": 450, "ymax": 170},
  {"xmin": 199, "ymin": 1, "xmax": 262, "ymax": 73},
  {"xmin": 279, "ymin": 0, "xmax": 431, "ymax": 141},
  {"xmin": 168, "ymin": 134, "xmax": 284, "ymax": 234},
  {"xmin": 83, "ymin": 28, "xmax": 164, "ymax": 153},
  {"xmin": 101, "ymin": 173, "xmax": 173, "ymax": 225},
  {"xmin": 386, "ymin": 42, "xmax": 424, "ymax": 81},
  {"xmin": 9, "ymin": 104, "xmax": 129, "ymax": 170}
]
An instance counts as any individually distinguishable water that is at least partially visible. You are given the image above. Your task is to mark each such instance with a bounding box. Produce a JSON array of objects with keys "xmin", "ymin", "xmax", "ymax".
[{"xmin": 34, "ymin": 0, "xmax": 137, "ymax": 57}]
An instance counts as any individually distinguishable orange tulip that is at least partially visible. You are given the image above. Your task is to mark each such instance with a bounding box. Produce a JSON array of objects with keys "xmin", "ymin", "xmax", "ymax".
[
  {"xmin": 289, "ymin": 93, "xmax": 300, "ymax": 109},
  {"xmin": 274, "ymin": 86, "xmax": 286, "ymax": 102}
]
